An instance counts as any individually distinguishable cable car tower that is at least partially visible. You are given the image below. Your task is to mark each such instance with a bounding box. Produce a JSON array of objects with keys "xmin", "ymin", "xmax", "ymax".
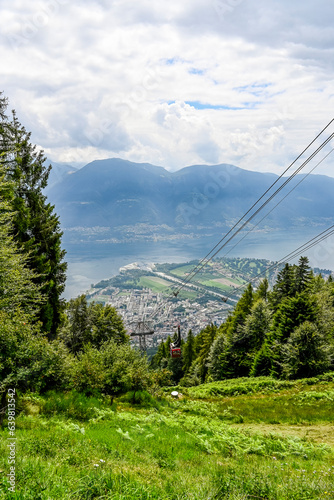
[
  {"xmin": 129, "ymin": 319, "xmax": 154, "ymax": 351},
  {"xmin": 128, "ymin": 294, "xmax": 172, "ymax": 352}
]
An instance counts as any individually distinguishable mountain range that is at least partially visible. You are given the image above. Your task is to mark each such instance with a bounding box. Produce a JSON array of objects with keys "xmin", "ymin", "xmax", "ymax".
[{"xmin": 46, "ymin": 158, "xmax": 334, "ymax": 249}]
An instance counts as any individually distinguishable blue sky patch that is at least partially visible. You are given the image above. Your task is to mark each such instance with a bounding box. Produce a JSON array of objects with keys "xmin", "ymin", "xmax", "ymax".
[
  {"xmin": 185, "ymin": 101, "xmax": 257, "ymax": 110},
  {"xmin": 189, "ymin": 68, "xmax": 205, "ymax": 75}
]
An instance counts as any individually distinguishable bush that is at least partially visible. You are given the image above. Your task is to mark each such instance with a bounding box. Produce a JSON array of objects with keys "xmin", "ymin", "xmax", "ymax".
[
  {"xmin": 69, "ymin": 341, "xmax": 153, "ymax": 397},
  {"xmin": 0, "ymin": 311, "xmax": 71, "ymax": 397},
  {"xmin": 40, "ymin": 390, "xmax": 106, "ymax": 420},
  {"xmin": 69, "ymin": 346, "xmax": 106, "ymax": 396},
  {"xmin": 121, "ymin": 390, "xmax": 158, "ymax": 407}
]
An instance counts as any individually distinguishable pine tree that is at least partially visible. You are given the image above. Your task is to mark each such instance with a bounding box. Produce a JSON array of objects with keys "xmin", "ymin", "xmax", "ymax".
[
  {"xmin": 0, "ymin": 165, "xmax": 42, "ymax": 316},
  {"xmin": 280, "ymin": 321, "xmax": 333, "ymax": 379},
  {"xmin": 212, "ymin": 285, "xmax": 254, "ymax": 379},
  {"xmin": 233, "ymin": 299, "xmax": 272, "ymax": 375},
  {"xmin": 196, "ymin": 323, "xmax": 217, "ymax": 381},
  {"xmin": 254, "ymin": 277, "xmax": 269, "ymax": 302},
  {"xmin": 207, "ymin": 332, "xmax": 226, "ymax": 380},
  {"xmin": 182, "ymin": 329, "xmax": 196, "ymax": 373},
  {"xmin": 0, "ymin": 102, "xmax": 67, "ymax": 337},
  {"xmin": 294, "ymin": 256, "xmax": 312, "ymax": 294},
  {"xmin": 270, "ymin": 263, "xmax": 295, "ymax": 308},
  {"xmin": 271, "ymin": 292, "xmax": 319, "ymax": 343}
]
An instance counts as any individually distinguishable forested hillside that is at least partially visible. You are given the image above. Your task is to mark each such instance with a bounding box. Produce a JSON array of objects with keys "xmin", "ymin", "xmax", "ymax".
[{"xmin": 152, "ymin": 258, "xmax": 334, "ymax": 385}]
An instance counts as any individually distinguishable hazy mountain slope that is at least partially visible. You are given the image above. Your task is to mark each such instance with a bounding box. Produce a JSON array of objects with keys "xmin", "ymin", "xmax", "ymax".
[
  {"xmin": 46, "ymin": 158, "xmax": 334, "ymax": 234},
  {"xmin": 45, "ymin": 161, "xmax": 78, "ymax": 192}
]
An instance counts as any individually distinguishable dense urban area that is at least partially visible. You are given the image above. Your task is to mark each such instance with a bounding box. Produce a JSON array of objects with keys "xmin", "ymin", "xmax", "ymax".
[{"xmin": 85, "ymin": 257, "xmax": 331, "ymax": 351}]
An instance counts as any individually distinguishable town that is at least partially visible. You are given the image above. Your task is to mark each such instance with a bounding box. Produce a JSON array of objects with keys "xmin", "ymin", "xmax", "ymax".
[{"xmin": 85, "ymin": 257, "xmax": 288, "ymax": 350}]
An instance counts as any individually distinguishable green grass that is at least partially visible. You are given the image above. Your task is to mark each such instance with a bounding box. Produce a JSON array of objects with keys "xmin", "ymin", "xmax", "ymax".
[
  {"xmin": 175, "ymin": 289, "xmax": 198, "ymax": 300},
  {"xmin": 138, "ymin": 276, "xmax": 172, "ymax": 292},
  {"xmin": 169, "ymin": 264, "xmax": 195, "ymax": 277},
  {"xmin": 197, "ymin": 279, "xmax": 232, "ymax": 291},
  {"xmin": 1, "ymin": 377, "xmax": 334, "ymax": 499}
]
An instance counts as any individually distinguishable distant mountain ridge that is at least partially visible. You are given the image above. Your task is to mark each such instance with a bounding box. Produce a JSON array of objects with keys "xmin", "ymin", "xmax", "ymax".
[{"xmin": 46, "ymin": 158, "xmax": 334, "ymax": 246}]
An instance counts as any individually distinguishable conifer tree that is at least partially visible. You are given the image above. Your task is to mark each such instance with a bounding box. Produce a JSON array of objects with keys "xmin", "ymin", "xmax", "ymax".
[
  {"xmin": 0, "ymin": 97, "xmax": 67, "ymax": 337},
  {"xmin": 271, "ymin": 292, "xmax": 319, "ymax": 343},
  {"xmin": 151, "ymin": 339, "xmax": 168, "ymax": 369},
  {"xmin": 280, "ymin": 321, "xmax": 333, "ymax": 379},
  {"xmin": 233, "ymin": 298, "xmax": 272, "ymax": 375},
  {"xmin": 182, "ymin": 329, "xmax": 196, "ymax": 373},
  {"xmin": 0, "ymin": 163, "xmax": 42, "ymax": 315},
  {"xmin": 196, "ymin": 323, "xmax": 217, "ymax": 381},
  {"xmin": 270, "ymin": 263, "xmax": 295, "ymax": 308},
  {"xmin": 254, "ymin": 277, "xmax": 269, "ymax": 302},
  {"xmin": 294, "ymin": 256, "xmax": 312, "ymax": 294},
  {"xmin": 208, "ymin": 332, "xmax": 227, "ymax": 380},
  {"xmin": 60, "ymin": 295, "xmax": 128, "ymax": 354}
]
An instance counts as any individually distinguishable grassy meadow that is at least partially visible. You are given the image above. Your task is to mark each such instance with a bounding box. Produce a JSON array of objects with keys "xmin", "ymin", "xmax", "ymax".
[{"xmin": 1, "ymin": 375, "xmax": 334, "ymax": 499}]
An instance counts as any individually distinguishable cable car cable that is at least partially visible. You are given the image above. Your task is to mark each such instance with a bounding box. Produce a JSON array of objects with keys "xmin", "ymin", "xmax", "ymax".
[
  {"xmin": 146, "ymin": 123, "xmax": 334, "ymax": 321},
  {"xmin": 172, "ymin": 132, "xmax": 334, "ymax": 295},
  {"xmin": 221, "ymin": 148, "xmax": 334, "ymax": 260},
  {"xmin": 222, "ymin": 225, "xmax": 334, "ymax": 301},
  {"xmin": 172, "ymin": 133, "xmax": 334, "ymax": 294},
  {"xmin": 169, "ymin": 119, "xmax": 334, "ymax": 293}
]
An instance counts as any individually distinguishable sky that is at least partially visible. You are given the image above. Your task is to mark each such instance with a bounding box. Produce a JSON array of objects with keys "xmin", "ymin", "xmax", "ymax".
[{"xmin": 1, "ymin": 0, "xmax": 334, "ymax": 176}]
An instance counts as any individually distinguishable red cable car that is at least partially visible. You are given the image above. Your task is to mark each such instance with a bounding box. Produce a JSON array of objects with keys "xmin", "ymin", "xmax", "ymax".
[
  {"xmin": 170, "ymin": 325, "xmax": 182, "ymax": 358},
  {"xmin": 170, "ymin": 346, "xmax": 181, "ymax": 358}
]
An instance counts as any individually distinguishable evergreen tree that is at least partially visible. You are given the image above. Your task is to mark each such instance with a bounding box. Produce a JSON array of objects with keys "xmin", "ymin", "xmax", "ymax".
[
  {"xmin": 249, "ymin": 341, "xmax": 273, "ymax": 377},
  {"xmin": 0, "ymin": 163, "xmax": 42, "ymax": 315},
  {"xmin": 182, "ymin": 329, "xmax": 196, "ymax": 373},
  {"xmin": 60, "ymin": 295, "xmax": 127, "ymax": 354},
  {"xmin": 60, "ymin": 295, "xmax": 90, "ymax": 354},
  {"xmin": 151, "ymin": 340, "xmax": 168, "ymax": 369},
  {"xmin": 0, "ymin": 99, "xmax": 67, "ymax": 337},
  {"xmin": 207, "ymin": 332, "xmax": 227, "ymax": 381},
  {"xmin": 254, "ymin": 277, "xmax": 269, "ymax": 302},
  {"xmin": 0, "ymin": 162, "xmax": 67, "ymax": 416},
  {"xmin": 233, "ymin": 299, "xmax": 272, "ymax": 375},
  {"xmin": 270, "ymin": 263, "xmax": 295, "ymax": 308},
  {"xmin": 196, "ymin": 323, "xmax": 217, "ymax": 382},
  {"xmin": 228, "ymin": 283, "xmax": 253, "ymax": 334},
  {"xmin": 167, "ymin": 351, "xmax": 184, "ymax": 384},
  {"xmin": 280, "ymin": 321, "xmax": 333, "ymax": 379},
  {"xmin": 215, "ymin": 285, "xmax": 254, "ymax": 379},
  {"xmin": 271, "ymin": 292, "xmax": 319, "ymax": 343},
  {"xmin": 294, "ymin": 256, "xmax": 312, "ymax": 294}
]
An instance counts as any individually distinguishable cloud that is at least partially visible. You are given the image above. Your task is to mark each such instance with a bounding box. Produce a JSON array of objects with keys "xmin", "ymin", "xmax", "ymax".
[{"xmin": 0, "ymin": 0, "xmax": 333, "ymax": 175}]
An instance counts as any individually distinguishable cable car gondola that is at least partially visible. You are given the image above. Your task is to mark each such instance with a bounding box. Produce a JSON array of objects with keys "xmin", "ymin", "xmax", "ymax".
[{"xmin": 170, "ymin": 324, "xmax": 181, "ymax": 358}]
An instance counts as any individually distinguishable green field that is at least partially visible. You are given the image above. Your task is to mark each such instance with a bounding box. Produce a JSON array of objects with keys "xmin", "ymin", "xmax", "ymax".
[
  {"xmin": 1, "ymin": 375, "xmax": 334, "ymax": 499},
  {"xmin": 197, "ymin": 279, "xmax": 232, "ymax": 291},
  {"xmin": 169, "ymin": 264, "xmax": 196, "ymax": 277},
  {"xmin": 138, "ymin": 276, "xmax": 172, "ymax": 292}
]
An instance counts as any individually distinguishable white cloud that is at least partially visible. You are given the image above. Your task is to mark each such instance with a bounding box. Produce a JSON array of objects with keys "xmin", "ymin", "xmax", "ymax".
[{"xmin": 1, "ymin": 0, "xmax": 334, "ymax": 176}]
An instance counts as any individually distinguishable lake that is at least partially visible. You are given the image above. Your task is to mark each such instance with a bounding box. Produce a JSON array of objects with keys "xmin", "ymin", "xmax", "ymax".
[{"xmin": 63, "ymin": 229, "xmax": 334, "ymax": 299}]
